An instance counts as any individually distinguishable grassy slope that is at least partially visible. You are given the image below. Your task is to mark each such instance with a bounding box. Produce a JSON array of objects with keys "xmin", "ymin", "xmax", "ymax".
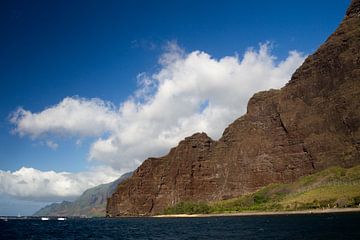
[{"xmin": 163, "ymin": 165, "xmax": 360, "ymax": 215}]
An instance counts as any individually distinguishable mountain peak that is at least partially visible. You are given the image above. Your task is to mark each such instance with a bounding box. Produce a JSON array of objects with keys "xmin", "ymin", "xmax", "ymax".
[{"xmin": 347, "ymin": 0, "xmax": 360, "ymax": 17}]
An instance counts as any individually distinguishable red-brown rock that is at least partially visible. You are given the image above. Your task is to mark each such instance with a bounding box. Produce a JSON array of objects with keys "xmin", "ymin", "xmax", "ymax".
[{"xmin": 107, "ymin": 0, "xmax": 360, "ymax": 216}]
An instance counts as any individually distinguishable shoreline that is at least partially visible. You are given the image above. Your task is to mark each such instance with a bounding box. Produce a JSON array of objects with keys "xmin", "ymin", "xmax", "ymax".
[{"xmin": 153, "ymin": 208, "xmax": 360, "ymax": 218}]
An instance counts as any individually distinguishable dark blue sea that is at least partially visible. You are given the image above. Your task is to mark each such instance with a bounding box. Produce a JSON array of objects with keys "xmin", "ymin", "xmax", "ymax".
[{"xmin": 1, "ymin": 213, "xmax": 360, "ymax": 239}]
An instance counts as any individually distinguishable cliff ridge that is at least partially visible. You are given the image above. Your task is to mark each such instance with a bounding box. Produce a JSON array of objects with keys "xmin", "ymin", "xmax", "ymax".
[{"xmin": 107, "ymin": 0, "xmax": 360, "ymax": 216}]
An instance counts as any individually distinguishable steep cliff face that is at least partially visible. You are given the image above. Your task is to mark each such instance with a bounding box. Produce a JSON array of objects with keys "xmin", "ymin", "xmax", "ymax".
[{"xmin": 107, "ymin": 0, "xmax": 360, "ymax": 216}]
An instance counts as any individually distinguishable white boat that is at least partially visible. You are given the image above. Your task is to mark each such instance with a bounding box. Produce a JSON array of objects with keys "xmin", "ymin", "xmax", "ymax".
[
  {"xmin": 41, "ymin": 217, "xmax": 49, "ymax": 221},
  {"xmin": 57, "ymin": 217, "xmax": 66, "ymax": 221}
]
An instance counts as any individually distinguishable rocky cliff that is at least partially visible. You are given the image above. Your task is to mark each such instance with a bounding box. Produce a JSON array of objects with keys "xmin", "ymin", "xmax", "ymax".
[{"xmin": 107, "ymin": 0, "xmax": 360, "ymax": 216}]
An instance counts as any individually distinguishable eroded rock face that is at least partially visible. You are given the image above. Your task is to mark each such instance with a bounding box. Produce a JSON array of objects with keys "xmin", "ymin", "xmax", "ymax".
[{"xmin": 107, "ymin": 0, "xmax": 360, "ymax": 216}]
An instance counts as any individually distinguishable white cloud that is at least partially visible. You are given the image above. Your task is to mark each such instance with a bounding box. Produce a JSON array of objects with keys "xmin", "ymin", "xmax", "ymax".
[
  {"xmin": 75, "ymin": 139, "xmax": 82, "ymax": 146},
  {"xmin": 10, "ymin": 43, "xmax": 306, "ymax": 171},
  {"xmin": 0, "ymin": 166, "xmax": 122, "ymax": 201},
  {"xmin": 10, "ymin": 97, "xmax": 120, "ymax": 138},
  {"xmin": 45, "ymin": 140, "xmax": 58, "ymax": 150}
]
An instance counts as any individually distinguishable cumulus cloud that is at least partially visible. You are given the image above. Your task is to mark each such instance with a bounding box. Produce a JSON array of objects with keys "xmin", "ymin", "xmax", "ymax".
[
  {"xmin": 0, "ymin": 166, "xmax": 122, "ymax": 201},
  {"xmin": 10, "ymin": 43, "xmax": 306, "ymax": 171},
  {"xmin": 10, "ymin": 97, "xmax": 120, "ymax": 138}
]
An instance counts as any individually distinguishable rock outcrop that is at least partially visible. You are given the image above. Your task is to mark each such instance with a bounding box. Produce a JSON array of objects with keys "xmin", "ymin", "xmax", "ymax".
[{"xmin": 107, "ymin": 0, "xmax": 360, "ymax": 216}]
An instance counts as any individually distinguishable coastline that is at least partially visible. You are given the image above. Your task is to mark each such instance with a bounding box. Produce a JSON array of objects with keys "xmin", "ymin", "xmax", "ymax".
[{"xmin": 153, "ymin": 208, "xmax": 360, "ymax": 218}]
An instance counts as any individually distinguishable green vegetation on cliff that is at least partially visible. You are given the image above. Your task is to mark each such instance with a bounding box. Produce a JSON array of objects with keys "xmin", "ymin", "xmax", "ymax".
[{"xmin": 163, "ymin": 165, "xmax": 360, "ymax": 215}]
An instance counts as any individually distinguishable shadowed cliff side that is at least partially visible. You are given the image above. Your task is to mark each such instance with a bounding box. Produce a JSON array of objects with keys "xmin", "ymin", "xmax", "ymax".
[{"xmin": 107, "ymin": 0, "xmax": 360, "ymax": 216}]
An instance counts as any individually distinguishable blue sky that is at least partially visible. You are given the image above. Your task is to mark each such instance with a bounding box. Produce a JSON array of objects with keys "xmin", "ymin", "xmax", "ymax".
[{"xmin": 0, "ymin": 0, "xmax": 350, "ymax": 215}]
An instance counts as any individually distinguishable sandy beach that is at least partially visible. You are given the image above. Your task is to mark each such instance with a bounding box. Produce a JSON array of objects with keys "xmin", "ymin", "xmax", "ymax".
[{"xmin": 153, "ymin": 208, "xmax": 360, "ymax": 218}]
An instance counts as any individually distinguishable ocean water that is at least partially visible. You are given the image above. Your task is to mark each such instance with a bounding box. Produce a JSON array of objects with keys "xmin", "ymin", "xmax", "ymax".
[{"xmin": 1, "ymin": 213, "xmax": 360, "ymax": 240}]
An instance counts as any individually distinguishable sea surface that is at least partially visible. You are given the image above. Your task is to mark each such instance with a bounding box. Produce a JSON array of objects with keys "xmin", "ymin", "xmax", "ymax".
[{"xmin": 1, "ymin": 212, "xmax": 360, "ymax": 239}]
